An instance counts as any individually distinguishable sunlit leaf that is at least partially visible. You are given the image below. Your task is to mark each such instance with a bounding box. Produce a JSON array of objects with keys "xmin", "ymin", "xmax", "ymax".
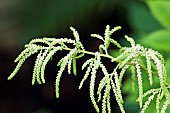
[
  {"xmin": 140, "ymin": 29, "xmax": 170, "ymax": 51},
  {"xmin": 146, "ymin": 1, "xmax": 170, "ymax": 29},
  {"xmin": 166, "ymin": 58, "xmax": 170, "ymax": 82}
]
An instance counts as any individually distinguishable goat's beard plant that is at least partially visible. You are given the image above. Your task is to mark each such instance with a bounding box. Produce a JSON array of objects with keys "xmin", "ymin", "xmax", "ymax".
[{"xmin": 8, "ymin": 25, "xmax": 170, "ymax": 113}]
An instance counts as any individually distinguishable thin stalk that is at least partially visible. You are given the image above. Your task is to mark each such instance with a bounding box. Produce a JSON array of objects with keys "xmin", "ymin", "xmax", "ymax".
[
  {"xmin": 63, "ymin": 47, "xmax": 160, "ymax": 77},
  {"xmin": 50, "ymin": 46, "xmax": 170, "ymax": 86}
]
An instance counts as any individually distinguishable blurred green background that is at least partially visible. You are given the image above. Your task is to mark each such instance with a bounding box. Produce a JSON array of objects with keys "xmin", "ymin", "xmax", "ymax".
[{"xmin": 0, "ymin": 0, "xmax": 170, "ymax": 113}]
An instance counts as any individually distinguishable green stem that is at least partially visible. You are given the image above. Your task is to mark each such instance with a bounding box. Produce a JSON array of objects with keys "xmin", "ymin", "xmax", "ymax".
[
  {"xmin": 59, "ymin": 47, "xmax": 170, "ymax": 86},
  {"xmin": 63, "ymin": 47, "xmax": 115, "ymax": 61}
]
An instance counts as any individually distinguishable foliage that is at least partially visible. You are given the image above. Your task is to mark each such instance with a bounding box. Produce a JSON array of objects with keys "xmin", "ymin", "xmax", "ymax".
[
  {"xmin": 146, "ymin": 0, "xmax": 170, "ymax": 29},
  {"xmin": 127, "ymin": 0, "xmax": 161, "ymax": 36},
  {"xmin": 140, "ymin": 1, "xmax": 170, "ymax": 52},
  {"xmin": 8, "ymin": 25, "xmax": 170, "ymax": 113},
  {"xmin": 123, "ymin": 1, "xmax": 170, "ymax": 112},
  {"xmin": 140, "ymin": 30, "xmax": 170, "ymax": 52}
]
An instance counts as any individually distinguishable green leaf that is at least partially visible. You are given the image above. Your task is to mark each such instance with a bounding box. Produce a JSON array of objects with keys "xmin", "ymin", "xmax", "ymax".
[
  {"xmin": 128, "ymin": 1, "xmax": 161, "ymax": 36},
  {"xmin": 146, "ymin": 1, "xmax": 170, "ymax": 29},
  {"xmin": 166, "ymin": 58, "xmax": 170, "ymax": 82},
  {"xmin": 140, "ymin": 29, "xmax": 170, "ymax": 51}
]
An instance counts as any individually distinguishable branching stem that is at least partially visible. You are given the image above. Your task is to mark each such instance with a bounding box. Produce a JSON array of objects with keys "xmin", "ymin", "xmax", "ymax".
[
  {"xmin": 63, "ymin": 47, "xmax": 161, "ymax": 78},
  {"xmin": 63, "ymin": 46, "xmax": 170, "ymax": 86},
  {"xmin": 8, "ymin": 25, "xmax": 170, "ymax": 113}
]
